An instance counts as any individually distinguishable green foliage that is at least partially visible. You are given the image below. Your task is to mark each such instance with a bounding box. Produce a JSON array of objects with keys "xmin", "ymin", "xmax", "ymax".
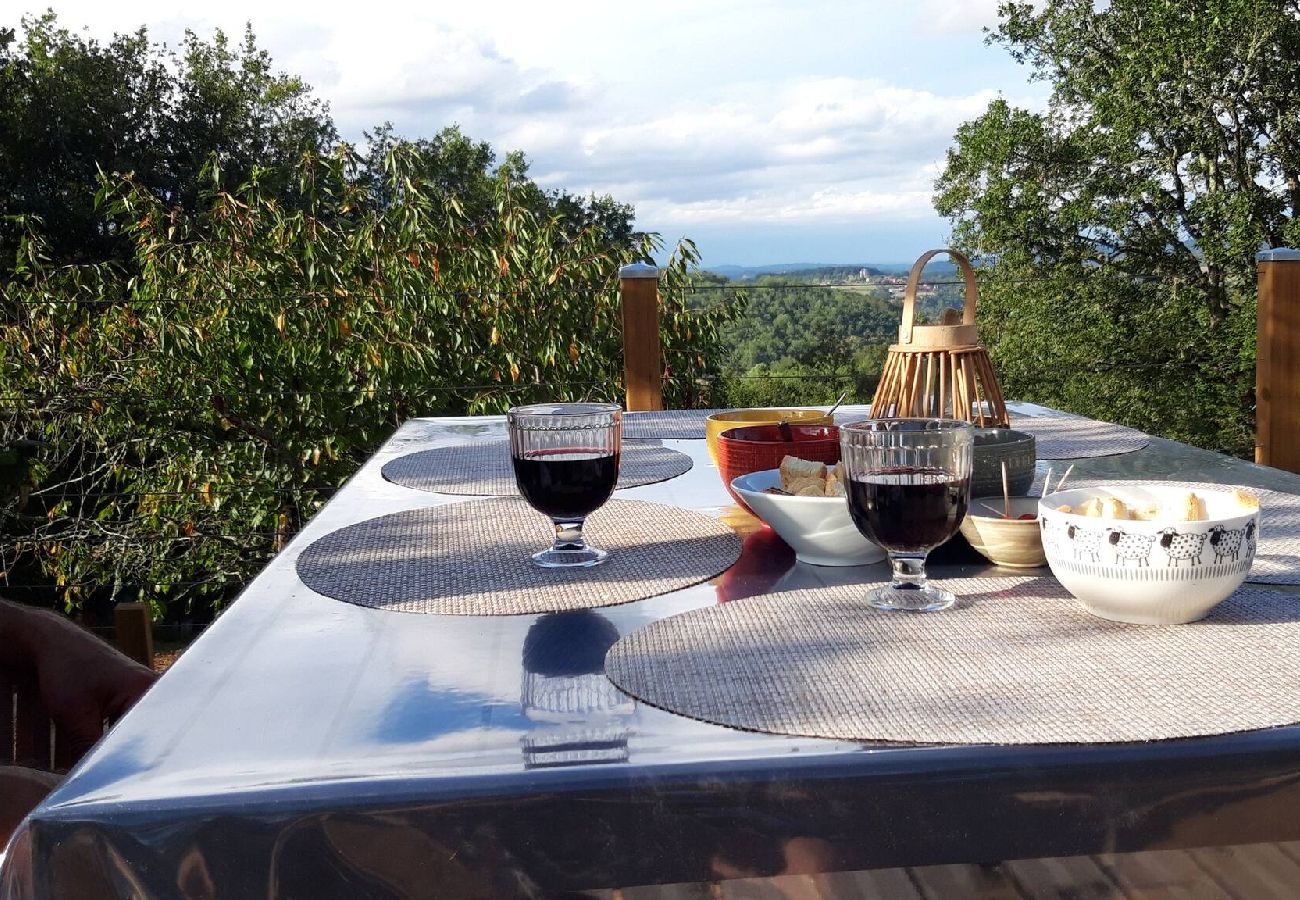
[
  {"xmin": 721, "ymin": 281, "xmax": 897, "ymax": 372},
  {"xmin": 711, "ymin": 278, "xmax": 946, "ymax": 408},
  {"xmin": 0, "ymin": 123, "xmax": 734, "ymax": 619},
  {"xmin": 935, "ymin": 0, "xmax": 1297, "ymax": 457},
  {"xmin": 969, "ymin": 265, "xmax": 1255, "ymax": 455},
  {"xmin": 0, "ymin": 12, "xmax": 335, "ymax": 268}
]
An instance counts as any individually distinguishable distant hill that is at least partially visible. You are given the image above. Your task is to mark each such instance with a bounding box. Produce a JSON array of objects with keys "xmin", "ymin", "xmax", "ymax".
[{"xmin": 704, "ymin": 260, "xmax": 957, "ymax": 281}]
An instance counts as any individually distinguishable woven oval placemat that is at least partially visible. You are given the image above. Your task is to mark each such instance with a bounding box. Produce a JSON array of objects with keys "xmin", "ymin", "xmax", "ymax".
[
  {"xmin": 381, "ymin": 441, "xmax": 693, "ymax": 496},
  {"xmin": 605, "ymin": 577, "xmax": 1300, "ymax": 744},
  {"xmin": 296, "ymin": 497, "xmax": 741, "ymax": 615},
  {"xmin": 622, "ymin": 409, "xmax": 723, "ymax": 441},
  {"xmin": 1009, "ymin": 413, "xmax": 1149, "ymax": 459}
]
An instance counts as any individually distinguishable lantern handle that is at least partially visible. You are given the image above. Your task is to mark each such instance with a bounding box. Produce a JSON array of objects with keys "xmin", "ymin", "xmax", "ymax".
[{"xmin": 899, "ymin": 249, "xmax": 979, "ymax": 344}]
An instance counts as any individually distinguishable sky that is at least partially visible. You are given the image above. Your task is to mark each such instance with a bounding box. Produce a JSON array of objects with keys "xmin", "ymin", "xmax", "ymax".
[{"xmin": 18, "ymin": 1, "xmax": 1049, "ymax": 266}]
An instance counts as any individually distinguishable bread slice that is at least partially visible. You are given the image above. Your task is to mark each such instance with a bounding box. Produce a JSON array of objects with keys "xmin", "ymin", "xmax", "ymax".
[
  {"xmin": 780, "ymin": 456, "xmax": 827, "ymax": 483},
  {"xmin": 1100, "ymin": 497, "xmax": 1129, "ymax": 520},
  {"xmin": 1077, "ymin": 497, "xmax": 1103, "ymax": 517},
  {"xmin": 1178, "ymin": 491, "xmax": 1208, "ymax": 522},
  {"xmin": 1131, "ymin": 503, "xmax": 1161, "ymax": 521},
  {"xmin": 785, "ymin": 476, "xmax": 826, "ymax": 497}
]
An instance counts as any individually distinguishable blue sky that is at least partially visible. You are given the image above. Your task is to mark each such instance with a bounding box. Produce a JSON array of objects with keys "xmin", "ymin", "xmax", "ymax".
[{"xmin": 24, "ymin": 0, "xmax": 1048, "ymax": 266}]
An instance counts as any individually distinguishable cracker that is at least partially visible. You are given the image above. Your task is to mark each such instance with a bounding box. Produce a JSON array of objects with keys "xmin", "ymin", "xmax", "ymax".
[{"xmin": 1233, "ymin": 488, "xmax": 1260, "ymax": 511}]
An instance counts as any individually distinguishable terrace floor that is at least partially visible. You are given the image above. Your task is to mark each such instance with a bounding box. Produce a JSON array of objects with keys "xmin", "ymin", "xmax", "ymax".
[{"xmin": 597, "ymin": 841, "xmax": 1300, "ymax": 898}]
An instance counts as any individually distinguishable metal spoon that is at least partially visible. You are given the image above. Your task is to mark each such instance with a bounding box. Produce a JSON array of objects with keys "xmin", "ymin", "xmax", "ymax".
[
  {"xmin": 777, "ymin": 392, "xmax": 849, "ymax": 441},
  {"xmin": 827, "ymin": 390, "xmax": 849, "ymax": 419}
]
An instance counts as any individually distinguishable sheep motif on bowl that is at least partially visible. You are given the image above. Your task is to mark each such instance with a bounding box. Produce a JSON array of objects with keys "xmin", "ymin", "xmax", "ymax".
[
  {"xmin": 1107, "ymin": 528, "xmax": 1157, "ymax": 567},
  {"xmin": 1039, "ymin": 484, "xmax": 1259, "ymax": 625},
  {"xmin": 1207, "ymin": 521, "xmax": 1256, "ymax": 564}
]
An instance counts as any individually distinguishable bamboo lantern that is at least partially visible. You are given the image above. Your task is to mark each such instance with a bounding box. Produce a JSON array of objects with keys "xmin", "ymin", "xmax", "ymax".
[{"xmin": 869, "ymin": 249, "xmax": 1009, "ymax": 427}]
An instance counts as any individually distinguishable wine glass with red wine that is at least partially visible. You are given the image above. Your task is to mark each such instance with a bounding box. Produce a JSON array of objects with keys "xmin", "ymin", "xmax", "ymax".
[
  {"xmin": 841, "ymin": 419, "xmax": 973, "ymax": 611},
  {"xmin": 508, "ymin": 403, "xmax": 622, "ymax": 568}
]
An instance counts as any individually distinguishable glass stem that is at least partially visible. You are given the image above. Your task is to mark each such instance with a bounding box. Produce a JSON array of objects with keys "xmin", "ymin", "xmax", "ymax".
[
  {"xmin": 889, "ymin": 553, "xmax": 928, "ymax": 591},
  {"xmin": 552, "ymin": 520, "xmax": 588, "ymax": 552}
]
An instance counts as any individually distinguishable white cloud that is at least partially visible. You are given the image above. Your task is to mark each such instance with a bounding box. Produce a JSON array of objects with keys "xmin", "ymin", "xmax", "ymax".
[
  {"xmin": 20, "ymin": 0, "xmax": 1041, "ymax": 260},
  {"xmin": 503, "ymin": 78, "xmax": 999, "ymax": 228}
]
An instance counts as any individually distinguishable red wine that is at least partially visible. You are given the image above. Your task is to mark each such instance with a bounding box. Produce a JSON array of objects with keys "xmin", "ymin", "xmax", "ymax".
[
  {"xmin": 847, "ymin": 467, "xmax": 969, "ymax": 552},
  {"xmin": 513, "ymin": 450, "xmax": 620, "ymax": 520}
]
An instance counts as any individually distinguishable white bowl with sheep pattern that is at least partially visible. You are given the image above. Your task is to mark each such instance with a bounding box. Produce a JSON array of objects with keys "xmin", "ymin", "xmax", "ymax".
[{"xmin": 1039, "ymin": 484, "xmax": 1258, "ymax": 625}]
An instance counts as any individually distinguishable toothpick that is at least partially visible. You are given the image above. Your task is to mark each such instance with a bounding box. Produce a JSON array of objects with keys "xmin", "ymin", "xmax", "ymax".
[
  {"xmin": 1041, "ymin": 466, "xmax": 1054, "ymax": 499},
  {"xmin": 1055, "ymin": 464, "xmax": 1075, "ymax": 493}
]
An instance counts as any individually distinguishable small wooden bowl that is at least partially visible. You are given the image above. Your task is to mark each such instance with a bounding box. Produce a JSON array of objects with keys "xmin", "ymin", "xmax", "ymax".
[{"xmin": 959, "ymin": 496, "xmax": 1047, "ymax": 568}]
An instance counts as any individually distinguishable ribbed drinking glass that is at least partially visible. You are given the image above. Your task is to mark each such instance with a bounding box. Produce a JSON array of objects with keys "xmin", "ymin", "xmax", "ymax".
[
  {"xmin": 840, "ymin": 418, "xmax": 973, "ymax": 611},
  {"xmin": 508, "ymin": 403, "xmax": 622, "ymax": 568}
]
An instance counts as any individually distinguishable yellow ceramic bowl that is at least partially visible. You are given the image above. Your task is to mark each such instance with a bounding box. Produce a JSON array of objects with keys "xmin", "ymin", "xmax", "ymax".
[{"xmin": 705, "ymin": 408, "xmax": 834, "ymax": 466}]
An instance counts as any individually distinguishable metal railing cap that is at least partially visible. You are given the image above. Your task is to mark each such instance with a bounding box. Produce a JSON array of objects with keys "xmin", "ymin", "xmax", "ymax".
[
  {"xmin": 618, "ymin": 262, "xmax": 659, "ymax": 279},
  {"xmin": 1257, "ymin": 248, "xmax": 1300, "ymax": 261}
]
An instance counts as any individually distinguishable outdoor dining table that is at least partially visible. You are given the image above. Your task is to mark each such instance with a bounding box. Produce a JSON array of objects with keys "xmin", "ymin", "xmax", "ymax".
[{"xmin": 5, "ymin": 403, "xmax": 1300, "ymax": 898}]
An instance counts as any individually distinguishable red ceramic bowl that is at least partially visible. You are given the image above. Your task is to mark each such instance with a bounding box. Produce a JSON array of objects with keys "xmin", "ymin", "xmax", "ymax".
[{"xmin": 716, "ymin": 423, "xmax": 841, "ymax": 513}]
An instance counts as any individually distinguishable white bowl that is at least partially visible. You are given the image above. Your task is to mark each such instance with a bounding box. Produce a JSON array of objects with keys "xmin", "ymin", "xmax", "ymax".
[
  {"xmin": 730, "ymin": 469, "xmax": 886, "ymax": 567},
  {"xmin": 1039, "ymin": 484, "xmax": 1258, "ymax": 625}
]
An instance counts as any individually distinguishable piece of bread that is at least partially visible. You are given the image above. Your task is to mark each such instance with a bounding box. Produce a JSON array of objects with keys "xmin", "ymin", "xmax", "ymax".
[
  {"xmin": 780, "ymin": 455, "xmax": 827, "ymax": 486},
  {"xmin": 780, "ymin": 456, "xmax": 828, "ymax": 494},
  {"xmin": 1234, "ymin": 488, "xmax": 1260, "ymax": 511},
  {"xmin": 832, "ymin": 462, "xmax": 845, "ymax": 483},
  {"xmin": 784, "ymin": 475, "xmax": 824, "ymax": 496},
  {"xmin": 1078, "ymin": 497, "xmax": 1103, "ymax": 517},
  {"xmin": 1100, "ymin": 497, "xmax": 1129, "ymax": 520},
  {"xmin": 826, "ymin": 477, "xmax": 846, "ymax": 497},
  {"xmin": 1178, "ymin": 491, "xmax": 1207, "ymax": 522},
  {"xmin": 1131, "ymin": 503, "xmax": 1162, "ymax": 521}
]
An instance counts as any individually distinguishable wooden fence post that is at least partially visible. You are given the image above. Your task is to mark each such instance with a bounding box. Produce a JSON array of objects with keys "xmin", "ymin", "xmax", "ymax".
[
  {"xmin": 114, "ymin": 602, "xmax": 154, "ymax": 670},
  {"xmin": 619, "ymin": 263, "xmax": 663, "ymax": 411},
  {"xmin": 1256, "ymin": 248, "xmax": 1300, "ymax": 473}
]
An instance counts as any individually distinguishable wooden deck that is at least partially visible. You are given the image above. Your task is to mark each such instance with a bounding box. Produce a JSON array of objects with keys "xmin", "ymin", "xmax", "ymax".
[{"xmin": 596, "ymin": 842, "xmax": 1300, "ymax": 899}]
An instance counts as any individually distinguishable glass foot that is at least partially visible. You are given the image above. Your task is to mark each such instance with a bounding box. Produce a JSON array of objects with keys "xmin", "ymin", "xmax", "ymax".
[
  {"xmin": 867, "ymin": 582, "xmax": 956, "ymax": 612},
  {"xmin": 531, "ymin": 545, "xmax": 608, "ymax": 568}
]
